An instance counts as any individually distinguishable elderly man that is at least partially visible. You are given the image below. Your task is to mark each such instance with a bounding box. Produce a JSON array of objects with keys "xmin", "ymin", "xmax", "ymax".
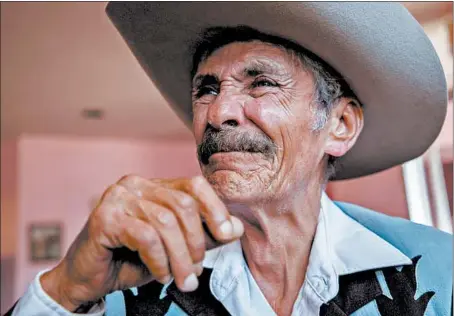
[{"xmin": 7, "ymin": 2, "xmax": 452, "ymax": 316}]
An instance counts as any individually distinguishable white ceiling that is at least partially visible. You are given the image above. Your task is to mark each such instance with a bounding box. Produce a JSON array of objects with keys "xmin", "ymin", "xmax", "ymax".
[{"xmin": 1, "ymin": 2, "xmax": 452, "ymax": 141}]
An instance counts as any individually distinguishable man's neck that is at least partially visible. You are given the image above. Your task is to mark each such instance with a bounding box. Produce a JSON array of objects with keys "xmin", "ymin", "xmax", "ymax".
[{"xmin": 228, "ymin": 183, "xmax": 322, "ymax": 316}]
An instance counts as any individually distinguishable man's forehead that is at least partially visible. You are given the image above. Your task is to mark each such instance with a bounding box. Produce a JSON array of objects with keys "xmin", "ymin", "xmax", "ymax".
[{"xmin": 193, "ymin": 41, "xmax": 297, "ymax": 78}]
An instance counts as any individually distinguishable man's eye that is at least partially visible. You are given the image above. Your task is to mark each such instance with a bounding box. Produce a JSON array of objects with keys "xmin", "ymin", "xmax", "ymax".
[
  {"xmin": 196, "ymin": 86, "xmax": 218, "ymax": 98},
  {"xmin": 251, "ymin": 78, "xmax": 278, "ymax": 88}
]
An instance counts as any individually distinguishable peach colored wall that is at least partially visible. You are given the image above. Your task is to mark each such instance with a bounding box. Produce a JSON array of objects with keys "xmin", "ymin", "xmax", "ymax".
[
  {"xmin": 14, "ymin": 135, "xmax": 200, "ymax": 300},
  {"xmin": 1, "ymin": 140, "xmax": 18, "ymax": 313},
  {"xmin": 327, "ymin": 166, "xmax": 409, "ymax": 219},
  {"xmin": 1, "ymin": 140, "xmax": 18, "ymax": 257}
]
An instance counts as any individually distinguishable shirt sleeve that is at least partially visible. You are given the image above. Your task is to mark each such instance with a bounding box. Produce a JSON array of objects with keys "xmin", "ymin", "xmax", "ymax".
[{"xmin": 10, "ymin": 270, "xmax": 105, "ymax": 316}]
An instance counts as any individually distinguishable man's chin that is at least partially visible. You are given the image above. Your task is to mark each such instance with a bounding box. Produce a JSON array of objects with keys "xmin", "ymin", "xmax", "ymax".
[{"xmin": 204, "ymin": 171, "xmax": 263, "ymax": 203}]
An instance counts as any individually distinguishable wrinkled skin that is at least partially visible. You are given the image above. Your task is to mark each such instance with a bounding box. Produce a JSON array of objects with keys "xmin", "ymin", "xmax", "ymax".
[
  {"xmin": 40, "ymin": 41, "xmax": 363, "ymax": 316},
  {"xmin": 193, "ymin": 42, "xmax": 328, "ymax": 205},
  {"xmin": 192, "ymin": 41, "xmax": 363, "ymax": 314}
]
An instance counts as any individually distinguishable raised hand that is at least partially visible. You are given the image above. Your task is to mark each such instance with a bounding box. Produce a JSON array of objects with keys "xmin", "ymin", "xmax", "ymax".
[{"xmin": 40, "ymin": 175, "xmax": 244, "ymax": 312}]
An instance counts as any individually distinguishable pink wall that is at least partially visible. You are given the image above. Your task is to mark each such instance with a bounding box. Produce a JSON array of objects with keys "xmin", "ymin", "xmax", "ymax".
[
  {"xmin": 1, "ymin": 140, "xmax": 18, "ymax": 313},
  {"xmin": 327, "ymin": 166, "xmax": 409, "ymax": 219},
  {"xmin": 14, "ymin": 135, "xmax": 200, "ymax": 300},
  {"xmin": 1, "ymin": 140, "xmax": 18, "ymax": 257}
]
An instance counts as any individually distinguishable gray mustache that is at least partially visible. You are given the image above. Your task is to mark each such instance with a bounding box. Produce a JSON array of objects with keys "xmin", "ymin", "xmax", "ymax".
[{"xmin": 197, "ymin": 126, "xmax": 277, "ymax": 165}]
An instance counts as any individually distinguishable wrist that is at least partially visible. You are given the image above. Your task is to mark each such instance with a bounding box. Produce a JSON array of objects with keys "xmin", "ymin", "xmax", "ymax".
[{"xmin": 40, "ymin": 264, "xmax": 85, "ymax": 312}]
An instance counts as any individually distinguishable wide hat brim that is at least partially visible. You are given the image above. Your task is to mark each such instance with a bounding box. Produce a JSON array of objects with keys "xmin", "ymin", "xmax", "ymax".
[{"xmin": 106, "ymin": 2, "xmax": 447, "ymax": 180}]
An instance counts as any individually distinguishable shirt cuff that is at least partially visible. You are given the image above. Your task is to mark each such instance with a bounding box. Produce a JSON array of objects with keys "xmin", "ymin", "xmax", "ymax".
[{"xmin": 11, "ymin": 270, "xmax": 105, "ymax": 316}]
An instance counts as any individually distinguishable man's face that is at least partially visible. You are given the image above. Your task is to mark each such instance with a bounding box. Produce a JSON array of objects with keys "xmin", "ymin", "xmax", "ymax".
[{"xmin": 192, "ymin": 41, "xmax": 329, "ymax": 203}]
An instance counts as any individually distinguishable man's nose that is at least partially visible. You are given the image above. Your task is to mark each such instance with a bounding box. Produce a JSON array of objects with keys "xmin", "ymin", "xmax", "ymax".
[{"xmin": 206, "ymin": 92, "xmax": 247, "ymax": 129}]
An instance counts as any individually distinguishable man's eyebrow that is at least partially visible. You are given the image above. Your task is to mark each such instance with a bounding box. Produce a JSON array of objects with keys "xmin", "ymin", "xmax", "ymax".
[
  {"xmin": 192, "ymin": 60, "xmax": 288, "ymax": 88},
  {"xmin": 192, "ymin": 74, "xmax": 219, "ymax": 89},
  {"xmin": 242, "ymin": 60, "xmax": 287, "ymax": 78}
]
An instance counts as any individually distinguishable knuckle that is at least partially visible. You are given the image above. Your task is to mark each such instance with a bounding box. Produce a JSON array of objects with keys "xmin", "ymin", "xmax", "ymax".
[
  {"xmin": 148, "ymin": 178, "xmax": 164, "ymax": 185},
  {"xmin": 173, "ymin": 192, "xmax": 196, "ymax": 210},
  {"xmin": 117, "ymin": 174, "xmax": 142, "ymax": 188},
  {"xmin": 188, "ymin": 176, "xmax": 207, "ymax": 192},
  {"xmin": 180, "ymin": 205, "xmax": 197, "ymax": 219},
  {"xmin": 88, "ymin": 210, "xmax": 116, "ymax": 239},
  {"xmin": 100, "ymin": 184, "xmax": 126, "ymax": 204},
  {"xmin": 156, "ymin": 210, "xmax": 178, "ymax": 228},
  {"xmin": 173, "ymin": 247, "xmax": 190, "ymax": 259},
  {"xmin": 140, "ymin": 229, "xmax": 159, "ymax": 246}
]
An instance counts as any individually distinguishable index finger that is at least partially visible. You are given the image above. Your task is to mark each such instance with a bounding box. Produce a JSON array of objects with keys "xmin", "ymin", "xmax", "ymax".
[{"xmin": 169, "ymin": 176, "xmax": 244, "ymax": 242}]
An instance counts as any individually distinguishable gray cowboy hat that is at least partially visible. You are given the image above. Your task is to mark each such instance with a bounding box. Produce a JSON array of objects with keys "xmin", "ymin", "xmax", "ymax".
[{"xmin": 105, "ymin": 2, "xmax": 447, "ymax": 180}]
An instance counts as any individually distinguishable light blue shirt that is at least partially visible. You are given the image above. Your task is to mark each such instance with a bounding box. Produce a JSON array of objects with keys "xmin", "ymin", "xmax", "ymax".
[{"xmin": 10, "ymin": 193, "xmax": 416, "ymax": 315}]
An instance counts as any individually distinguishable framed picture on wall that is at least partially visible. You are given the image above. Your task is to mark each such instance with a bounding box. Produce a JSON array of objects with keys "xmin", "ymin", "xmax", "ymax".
[{"xmin": 29, "ymin": 223, "xmax": 62, "ymax": 262}]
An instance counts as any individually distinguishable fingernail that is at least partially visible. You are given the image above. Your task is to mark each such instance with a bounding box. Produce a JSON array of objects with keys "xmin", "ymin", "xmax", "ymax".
[
  {"xmin": 182, "ymin": 273, "xmax": 198, "ymax": 292},
  {"xmin": 231, "ymin": 216, "xmax": 244, "ymax": 236},
  {"xmin": 219, "ymin": 220, "xmax": 233, "ymax": 237},
  {"xmin": 194, "ymin": 262, "xmax": 204, "ymax": 276}
]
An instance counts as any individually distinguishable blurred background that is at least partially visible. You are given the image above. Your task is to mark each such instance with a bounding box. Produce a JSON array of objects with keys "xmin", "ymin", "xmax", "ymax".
[{"xmin": 1, "ymin": 2, "xmax": 452, "ymax": 312}]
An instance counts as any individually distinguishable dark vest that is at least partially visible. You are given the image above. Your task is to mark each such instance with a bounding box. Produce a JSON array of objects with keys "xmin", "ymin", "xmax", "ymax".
[{"xmin": 118, "ymin": 255, "xmax": 441, "ymax": 316}]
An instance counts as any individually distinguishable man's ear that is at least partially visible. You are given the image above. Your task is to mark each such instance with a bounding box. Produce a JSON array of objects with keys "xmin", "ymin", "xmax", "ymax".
[{"xmin": 324, "ymin": 98, "xmax": 364, "ymax": 157}]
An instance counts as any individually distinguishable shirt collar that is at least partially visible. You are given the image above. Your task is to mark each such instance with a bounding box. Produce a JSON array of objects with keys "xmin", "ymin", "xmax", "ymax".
[
  {"xmin": 319, "ymin": 192, "xmax": 411, "ymax": 276},
  {"xmin": 306, "ymin": 192, "xmax": 412, "ymax": 302},
  {"xmin": 203, "ymin": 192, "xmax": 412, "ymax": 302}
]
